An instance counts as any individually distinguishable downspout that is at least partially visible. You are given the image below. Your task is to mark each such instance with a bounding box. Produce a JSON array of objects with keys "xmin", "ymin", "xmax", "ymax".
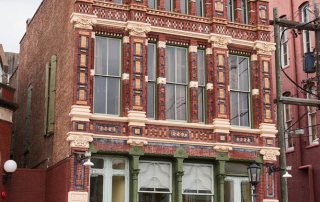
[
  {"xmin": 290, "ymin": 0, "xmax": 303, "ymax": 167},
  {"xmin": 299, "ymin": 165, "xmax": 315, "ymax": 202}
]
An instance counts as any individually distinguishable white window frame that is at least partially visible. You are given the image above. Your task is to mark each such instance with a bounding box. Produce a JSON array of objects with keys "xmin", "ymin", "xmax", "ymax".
[
  {"xmin": 166, "ymin": 46, "xmax": 188, "ymax": 121},
  {"xmin": 182, "ymin": 163, "xmax": 214, "ymax": 201},
  {"xmin": 280, "ymin": 25, "xmax": 289, "ymax": 67},
  {"xmin": 301, "ymin": 4, "xmax": 312, "ymax": 53},
  {"xmin": 225, "ymin": 176, "xmax": 252, "ymax": 202},
  {"xmin": 93, "ymin": 37, "xmax": 122, "ymax": 115},
  {"xmin": 147, "ymin": 43, "xmax": 156, "ymax": 119},
  {"xmin": 229, "ymin": 55, "xmax": 251, "ymax": 127},
  {"xmin": 138, "ymin": 161, "xmax": 172, "ymax": 201},
  {"xmin": 89, "ymin": 156, "xmax": 129, "ymax": 202},
  {"xmin": 307, "ymin": 88, "xmax": 318, "ymax": 145},
  {"xmin": 283, "ymin": 104, "xmax": 294, "ymax": 150}
]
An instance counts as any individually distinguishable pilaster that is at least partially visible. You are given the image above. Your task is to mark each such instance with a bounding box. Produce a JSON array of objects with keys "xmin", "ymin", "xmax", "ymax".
[
  {"xmin": 205, "ymin": 0, "xmax": 213, "ymax": 18},
  {"xmin": 129, "ymin": 147, "xmax": 144, "ymax": 202},
  {"xmin": 248, "ymin": 0, "xmax": 257, "ymax": 25},
  {"xmin": 216, "ymin": 160, "xmax": 226, "ymax": 202},
  {"xmin": 235, "ymin": 0, "xmax": 242, "ymax": 23},
  {"xmin": 189, "ymin": 0, "xmax": 196, "ymax": 15},
  {"xmin": 157, "ymin": 38, "xmax": 167, "ymax": 120},
  {"xmin": 189, "ymin": 42, "xmax": 198, "ymax": 123},
  {"xmin": 174, "ymin": 148, "xmax": 188, "ymax": 202},
  {"xmin": 206, "ymin": 46, "xmax": 214, "ymax": 123}
]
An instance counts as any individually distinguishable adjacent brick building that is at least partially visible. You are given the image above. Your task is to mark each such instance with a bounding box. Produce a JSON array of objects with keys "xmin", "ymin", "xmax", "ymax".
[
  {"xmin": 13, "ymin": 0, "xmax": 279, "ymax": 201},
  {"xmin": 269, "ymin": 1, "xmax": 320, "ymax": 202}
]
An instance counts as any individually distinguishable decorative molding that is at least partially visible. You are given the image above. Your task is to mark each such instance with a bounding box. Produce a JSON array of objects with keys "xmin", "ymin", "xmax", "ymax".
[
  {"xmin": 90, "ymin": 69, "xmax": 95, "ymax": 76},
  {"xmin": 122, "ymin": 73, "xmax": 129, "ymax": 80},
  {"xmin": 157, "ymin": 77, "xmax": 166, "ymax": 84},
  {"xmin": 91, "ymin": 32, "xmax": 95, "ymax": 38},
  {"xmin": 68, "ymin": 191, "xmax": 88, "ymax": 202},
  {"xmin": 213, "ymin": 118, "xmax": 231, "ymax": 134},
  {"xmin": 69, "ymin": 105, "xmax": 92, "ymax": 122},
  {"xmin": 145, "ymin": 75, "xmax": 148, "ymax": 82},
  {"xmin": 251, "ymin": 54, "xmax": 258, "ymax": 61},
  {"xmin": 206, "ymin": 48, "xmax": 212, "ymax": 55},
  {"xmin": 67, "ymin": 132, "xmax": 93, "ymax": 148},
  {"xmin": 254, "ymin": 41, "xmax": 276, "ymax": 55},
  {"xmin": 209, "ymin": 34, "xmax": 232, "ymax": 49},
  {"xmin": 214, "ymin": 145, "xmax": 233, "ymax": 152},
  {"xmin": 188, "ymin": 45, "xmax": 198, "ymax": 53},
  {"xmin": 70, "ymin": 13, "xmax": 97, "ymax": 30},
  {"xmin": 0, "ymin": 107, "xmax": 13, "ymax": 123},
  {"xmin": 189, "ymin": 81, "xmax": 198, "ymax": 88},
  {"xmin": 126, "ymin": 21, "xmax": 151, "ymax": 37},
  {"xmin": 260, "ymin": 149, "xmax": 280, "ymax": 161},
  {"xmin": 157, "ymin": 41, "xmax": 166, "ymax": 48},
  {"xmin": 206, "ymin": 83, "xmax": 213, "ymax": 90},
  {"xmin": 123, "ymin": 36, "xmax": 130, "ymax": 43},
  {"xmin": 252, "ymin": 89, "xmax": 259, "ymax": 96},
  {"xmin": 128, "ymin": 110, "xmax": 147, "ymax": 127},
  {"xmin": 127, "ymin": 136, "xmax": 148, "ymax": 146},
  {"xmin": 259, "ymin": 123, "xmax": 278, "ymax": 137}
]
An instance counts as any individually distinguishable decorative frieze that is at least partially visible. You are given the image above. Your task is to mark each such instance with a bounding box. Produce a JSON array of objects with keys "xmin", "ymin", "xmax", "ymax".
[
  {"xmin": 260, "ymin": 149, "xmax": 280, "ymax": 161},
  {"xmin": 209, "ymin": 34, "xmax": 232, "ymax": 49},
  {"xmin": 254, "ymin": 41, "xmax": 276, "ymax": 55}
]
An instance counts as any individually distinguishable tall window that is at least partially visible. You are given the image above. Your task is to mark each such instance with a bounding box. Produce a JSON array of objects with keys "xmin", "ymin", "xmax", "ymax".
[
  {"xmin": 301, "ymin": 4, "xmax": 312, "ymax": 53},
  {"xmin": 147, "ymin": 43, "xmax": 156, "ymax": 118},
  {"xmin": 198, "ymin": 49, "xmax": 206, "ymax": 123},
  {"xmin": 44, "ymin": 55, "xmax": 57, "ymax": 136},
  {"xmin": 225, "ymin": 177, "xmax": 251, "ymax": 202},
  {"xmin": 138, "ymin": 161, "xmax": 172, "ymax": 202},
  {"xmin": 182, "ymin": 164, "xmax": 214, "ymax": 201},
  {"xmin": 148, "ymin": 0, "xmax": 157, "ymax": 9},
  {"xmin": 196, "ymin": 0, "xmax": 204, "ymax": 16},
  {"xmin": 280, "ymin": 23, "xmax": 289, "ymax": 67},
  {"xmin": 94, "ymin": 37, "xmax": 121, "ymax": 115},
  {"xmin": 227, "ymin": 0, "xmax": 235, "ymax": 22},
  {"xmin": 166, "ymin": 46, "xmax": 188, "ymax": 121},
  {"xmin": 165, "ymin": 0, "xmax": 173, "ymax": 11},
  {"xmin": 181, "ymin": 0, "xmax": 188, "ymax": 14},
  {"xmin": 284, "ymin": 104, "xmax": 294, "ymax": 149},
  {"xmin": 90, "ymin": 157, "xmax": 129, "ymax": 202},
  {"xmin": 241, "ymin": 0, "xmax": 248, "ymax": 24},
  {"xmin": 307, "ymin": 87, "xmax": 318, "ymax": 144},
  {"xmin": 229, "ymin": 55, "xmax": 250, "ymax": 127}
]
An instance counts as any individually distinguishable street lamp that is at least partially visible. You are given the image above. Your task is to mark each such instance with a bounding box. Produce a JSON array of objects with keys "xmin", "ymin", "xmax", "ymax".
[
  {"xmin": 248, "ymin": 163, "xmax": 261, "ymax": 202},
  {"xmin": 2, "ymin": 160, "xmax": 17, "ymax": 185}
]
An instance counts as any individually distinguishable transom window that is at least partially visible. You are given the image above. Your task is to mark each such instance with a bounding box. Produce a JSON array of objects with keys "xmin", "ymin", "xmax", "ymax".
[
  {"xmin": 89, "ymin": 157, "xmax": 129, "ymax": 202},
  {"xmin": 229, "ymin": 55, "xmax": 251, "ymax": 127},
  {"xmin": 94, "ymin": 37, "xmax": 121, "ymax": 115},
  {"xmin": 198, "ymin": 49, "xmax": 206, "ymax": 123},
  {"xmin": 182, "ymin": 163, "xmax": 214, "ymax": 202},
  {"xmin": 147, "ymin": 43, "xmax": 157, "ymax": 119},
  {"xmin": 138, "ymin": 161, "xmax": 172, "ymax": 202},
  {"xmin": 166, "ymin": 46, "xmax": 188, "ymax": 121}
]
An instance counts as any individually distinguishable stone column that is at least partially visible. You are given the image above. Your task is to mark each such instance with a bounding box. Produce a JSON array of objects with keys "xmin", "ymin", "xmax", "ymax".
[
  {"xmin": 174, "ymin": 148, "xmax": 188, "ymax": 202},
  {"xmin": 189, "ymin": 42, "xmax": 199, "ymax": 123},
  {"xmin": 129, "ymin": 146, "xmax": 144, "ymax": 202},
  {"xmin": 214, "ymin": 146, "xmax": 230, "ymax": 202}
]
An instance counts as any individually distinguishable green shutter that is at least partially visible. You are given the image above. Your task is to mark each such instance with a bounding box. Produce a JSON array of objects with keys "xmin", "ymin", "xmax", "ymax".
[
  {"xmin": 47, "ymin": 55, "xmax": 57, "ymax": 134},
  {"xmin": 43, "ymin": 63, "xmax": 50, "ymax": 135}
]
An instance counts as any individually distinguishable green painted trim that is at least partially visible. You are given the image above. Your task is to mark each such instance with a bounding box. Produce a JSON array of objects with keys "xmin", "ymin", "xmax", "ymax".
[
  {"xmin": 216, "ymin": 152, "xmax": 230, "ymax": 161},
  {"xmin": 173, "ymin": 147, "xmax": 188, "ymax": 158},
  {"xmin": 43, "ymin": 63, "xmax": 50, "ymax": 136},
  {"xmin": 216, "ymin": 160, "xmax": 226, "ymax": 202},
  {"xmin": 89, "ymin": 143, "xmax": 97, "ymax": 153},
  {"xmin": 129, "ymin": 146, "xmax": 144, "ymax": 156}
]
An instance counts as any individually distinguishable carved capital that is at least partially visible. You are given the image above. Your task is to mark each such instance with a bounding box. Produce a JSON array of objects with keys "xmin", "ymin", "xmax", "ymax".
[
  {"xmin": 67, "ymin": 132, "xmax": 93, "ymax": 148},
  {"xmin": 70, "ymin": 13, "xmax": 97, "ymax": 30},
  {"xmin": 209, "ymin": 34, "xmax": 232, "ymax": 49},
  {"xmin": 260, "ymin": 149, "xmax": 280, "ymax": 161},
  {"xmin": 214, "ymin": 145, "xmax": 233, "ymax": 153},
  {"xmin": 126, "ymin": 21, "xmax": 151, "ymax": 37},
  {"xmin": 254, "ymin": 41, "xmax": 276, "ymax": 55},
  {"xmin": 127, "ymin": 137, "xmax": 148, "ymax": 146}
]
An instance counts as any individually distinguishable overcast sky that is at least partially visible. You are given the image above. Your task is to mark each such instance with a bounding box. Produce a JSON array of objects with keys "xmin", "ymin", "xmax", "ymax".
[{"xmin": 0, "ymin": 0, "xmax": 42, "ymax": 53}]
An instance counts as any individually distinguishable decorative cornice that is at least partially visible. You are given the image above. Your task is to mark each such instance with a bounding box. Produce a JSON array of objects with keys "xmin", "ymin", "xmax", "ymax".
[
  {"xmin": 209, "ymin": 34, "xmax": 232, "ymax": 49},
  {"xmin": 128, "ymin": 110, "xmax": 147, "ymax": 127},
  {"xmin": 69, "ymin": 105, "xmax": 92, "ymax": 122},
  {"xmin": 127, "ymin": 136, "xmax": 148, "ymax": 146},
  {"xmin": 214, "ymin": 145, "xmax": 233, "ymax": 153},
  {"xmin": 254, "ymin": 41, "xmax": 276, "ymax": 55},
  {"xmin": 213, "ymin": 118, "xmax": 231, "ymax": 134},
  {"xmin": 126, "ymin": 21, "xmax": 151, "ymax": 37},
  {"xmin": 70, "ymin": 13, "xmax": 97, "ymax": 30},
  {"xmin": 259, "ymin": 123, "xmax": 278, "ymax": 137},
  {"xmin": 67, "ymin": 132, "xmax": 93, "ymax": 148},
  {"xmin": 260, "ymin": 149, "xmax": 280, "ymax": 161}
]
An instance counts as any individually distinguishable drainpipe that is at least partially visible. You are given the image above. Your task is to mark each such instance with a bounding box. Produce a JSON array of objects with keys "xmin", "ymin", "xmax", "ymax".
[{"xmin": 299, "ymin": 165, "xmax": 315, "ymax": 202}]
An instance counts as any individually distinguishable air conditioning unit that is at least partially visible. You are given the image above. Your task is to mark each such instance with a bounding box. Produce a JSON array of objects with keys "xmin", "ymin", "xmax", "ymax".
[{"xmin": 303, "ymin": 52, "xmax": 316, "ymax": 73}]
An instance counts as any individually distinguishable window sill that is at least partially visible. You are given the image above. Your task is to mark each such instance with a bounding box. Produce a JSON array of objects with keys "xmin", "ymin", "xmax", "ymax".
[
  {"xmin": 285, "ymin": 147, "xmax": 295, "ymax": 153},
  {"xmin": 282, "ymin": 64, "xmax": 290, "ymax": 69},
  {"xmin": 306, "ymin": 142, "xmax": 320, "ymax": 150}
]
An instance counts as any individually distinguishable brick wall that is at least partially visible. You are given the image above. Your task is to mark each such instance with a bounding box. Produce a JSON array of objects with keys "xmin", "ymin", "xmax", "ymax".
[{"xmin": 13, "ymin": 0, "xmax": 75, "ymax": 168}]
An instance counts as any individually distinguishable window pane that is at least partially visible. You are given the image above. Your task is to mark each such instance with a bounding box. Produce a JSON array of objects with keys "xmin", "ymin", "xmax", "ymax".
[
  {"xmin": 239, "ymin": 92, "xmax": 250, "ymax": 126},
  {"xmin": 230, "ymin": 92, "xmax": 239, "ymax": 125},
  {"xmin": 90, "ymin": 175, "xmax": 103, "ymax": 202},
  {"xmin": 106, "ymin": 77, "xmax": 119, "ymax": 115},
  {"xmin": 183, "ymin": 195, "xmax": 212, "ymax": 202},
  {"xmin": 224, "ymin": 181, "xmax": 234, "ymax": 202},
  {"xmin": 165, "ymin": 0, "xmax": 172, "ymax": 11},
  {"xmin": 147, "ymin": 83, "xmax": 155, "ymax": 118},
  {"xmin": 198, "ymin": 87, "xmax": 204, "ymax": 122},
  {"xmin": 241, "ymin": 0, "xmax": 248, "ymax": 23},
  {"xmin": 229, "ymin": 55, "xmax": 238, "ymax": 90},
  {"xmin": 148, "ymin": 0, "xmax": 156, "ymax": 9},
  {"xmin": 112, "ymin": 159, "xmax": 126, "ymax": 170},
  {"xmin": 183, "ymin": 164, "xmax": 213, "ymax": 194},
  {"xmin": 181, "ymin": 0, "xmax": 187, "ymax": 14},
  {"xmin": 238, "ymin": 57, "xmax": 249, "ymax": 91},
  {"xmin": 166, "ymin": 47, "xmax": 175, "ymax": 82},
  {"xmin": 198, "ymin": 50, "xmax": 205, "ymax": 86},
  {"xmin": 196, "ymin": 0, "xmax": 203, "ymax": 16},
  {"xmin": 176, "ymin": 48, "xmax": 187, "ymax": 84},
  {"xmin": 94, "ymin": 76, "xmax": 106, "ymax": 113},
  {"xmin": 166, "ymin": 84, "xmax": 175, "ymax": 119},
  {"xmin": 108, "ymin": 38, "xmax": 121, "ymax": 76},
  {"xmin": 139, "ymin": 193, "xmax": 170, "ymax": 202},
  {"xmin": 148, "ymin": 44, "xmax": 156, "ymax": 81},
  {"xmin": 92, "ymin": 158, "xmax": 104, "ymax": 169},
  {"xmin": 241, "ymin": 181, "xmax": 251, "ymax": 202},
  {"xmin": 95, "ymin": 37, "xmax": 108, "ymax": 75},
  {"xmin": 176, "ymin": 85, "xmax": 186, "ymax": 121},
  {"xmin": 112, "ymin": 176, "xmax": 125, "ymax": 202}
]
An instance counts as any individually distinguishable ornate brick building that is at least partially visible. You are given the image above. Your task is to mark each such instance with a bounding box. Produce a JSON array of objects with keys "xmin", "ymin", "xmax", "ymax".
[
  {"xmin": 14, "ymin": 0, "xmax": 279, "ymax": 201},
  {"xmin": 269, "ymin": 1, "xmax": 320, "ymax": 202}
]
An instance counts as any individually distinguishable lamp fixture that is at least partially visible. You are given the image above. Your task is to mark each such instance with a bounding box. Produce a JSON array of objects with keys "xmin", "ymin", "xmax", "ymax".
[
  {"xmin": 75, "ymin": 151, "xmax": 94, "ymax": 167},
  {"xmin": 247, "ymin": 163, "xmax": 261, "ymax": 202},
  {"xmin": 83, "ymin": 159, "xmax": 94, "ymax": 167},
  {"xmin": 2, "ymin": 160, "xmax": 17, "ymax": 185},
  {"xmin": 267, "ymin": 163, "xmax": 292, "ymax": 178}
]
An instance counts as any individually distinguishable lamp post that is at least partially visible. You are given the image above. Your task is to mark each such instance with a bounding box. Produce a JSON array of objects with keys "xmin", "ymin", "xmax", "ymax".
[
  {"xmin": 248, "ymin": 163, "xmax": 261, "ymax": 202},
  {"xmin": 2, "ymin": 160, "xmax": 17, "ymax": 185}
]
